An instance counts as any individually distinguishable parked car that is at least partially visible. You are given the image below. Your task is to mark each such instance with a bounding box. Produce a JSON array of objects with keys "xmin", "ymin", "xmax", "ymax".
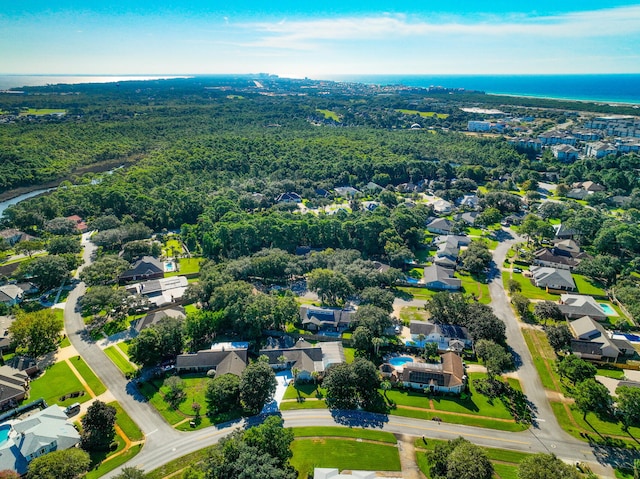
[{"xmin": 513, "ymin": 268, "xmax": 522, "ymax": 273}]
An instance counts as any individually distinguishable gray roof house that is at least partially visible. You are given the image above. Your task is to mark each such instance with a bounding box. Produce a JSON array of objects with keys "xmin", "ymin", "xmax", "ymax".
[
  {"xmin": 119, "ymin": 256, "xmax": 165, "ymax": 283},
  {"xmin": 299, "ymin": 306, "xmax": 355, "ymax": 332},
  {"xmin": 554, "ymin": 224, "xmax": 582, "ymax": 240},
  {"xmin": 0, "ymin": 284, "xmax": 24, "ymax": 306},
  {"xmin": 533, "ymin": 247, "xmax": 588, "ymax": 270},
  {"xmin": 558, "ymin": 294, "xmax": 607, "ymax": 321},
  {"xmin": 530, "ymin": 266, "xmax": 576, "ymax": 291},
  {"xmin": 334, "ymin": 186, "xmax": 360, "ymax": 197},
  {"xmin": 175, "ymin": 345, "xmax": 248, "ymax": 376},
  {"xmin": 427, "ymin": 218, "xmax": 455, "ymax": 235},
  {"xmin": 423, "ymin": 265, "xmax": 461, "ymax": 291},
  {"xmin": 259, "ymin": 338, "xmax": 345, "ymax": 380},
  {"xmin": 570, "ymin": 316, "xmax": 634, "ymax": 362},
  {"xmin": 276, "ymin": 192, "xmax": 302, "ymax": 203},
  {"xmin": 130, "ymin": 306, "xmax": 186, "ymax": 334},
  {"xmin": 454, "ymin": 212, "xmax": 480, "ymax": 225},
  {"xmin": 0, "ymin": 365, "xmax": 29, "ymax": 409},
  {"xmin": 0, "ymin": 405, "xmax": 81, "ymax": 475}
]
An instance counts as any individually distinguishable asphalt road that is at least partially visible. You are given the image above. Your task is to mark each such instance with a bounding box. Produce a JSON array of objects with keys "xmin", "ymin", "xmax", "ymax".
[{"xmin": 63, "ymin": 232, "xmax": 630, "ymax": 478}]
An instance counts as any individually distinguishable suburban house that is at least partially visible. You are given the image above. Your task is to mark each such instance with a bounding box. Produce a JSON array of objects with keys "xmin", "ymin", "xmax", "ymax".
[
  {"xmin": 175, "ymin": 342, "xmax": 248, "ymax": 376},
  {"xmin": 408, "ymin": 321, "xmax": 472, "ymax": 352},
  {"xmin": 554, "ymin": 224, "xmax": 582, "ymax": 240},
  {"xmin": 393, "ymin": 352, "xmax": 466, "ymax": 394},
  {"xmin": 571, "ymin": 181, "xmax": 606, "ymax": 193},
  {"xmin": 275, "ymin": 192, "xmax": 302, "ymax": 203},
  {"xmin": 0, "ymin": 315, "xmax": 14, "ymax": 350},
  {"xmin": 314, "ymin": 188, "xmax": 331, "ymax": 198},
  {"xmin": 0, "ymin": 405, "xmax": 80, "ymax": 475},
  {"xmin": 426, "ymin": 218, "xmax": 455, "ymax": 235},
  {"xmin": 125, "ymin": 276, "xmax": 188, "ymax": 307},
  {"xmin": 458, "ymin": 194, "xmax": 479, "ymax": 210},
  {"xmin": 566, "ymin": 188, "xmax": 590, "ymax": 201},
  {"xmin": 363, "ymin": 182, "xmax": 383, "ymax": 193},
  {"xmin": 570, "ymin": 316, "xmax": 634, "ymax": 362},
  {"xmin": 558, "ymin": 294, "xmax": 608, "ymax": 321},
  {"xmin": 453, "ymin": 211, "xmax": 480, "ymax": 225},
  {"xmin": 553, "ymin": 239, "xmax": 582, "ymax": 254},
  {"xmin": 130, "ymin": 306, "xmax": 186, "ymax": 334},
  {"xmin": 0, "ymin": 284, "xmax": 24, "ymax": 307},
  {"xmin": 0, "ymin": 229, "xmax": 34, "ymax": 247},
  {"xmin": 6, "ymin": 356, "xmax": 39, "ymax": 376},
  {"xmin": 532, "ymin": 247, "xmax": 588, "ymax": 270},
  {"xmin": 530, "ymin": 266, "xmax": 576, "ymax": 291},
  {"xmin": 433, "ymin": 199, "xmax": 453, "ymax": 215},
  {"xmin": 0, "ymin": 365, "xmax": 30, "ymax": 409},
  {"xmin": 299, "ymin": 306, "xmax": 355, "ymax": 332},
  {"xmin": 259, "ymin": 337, "xmax": 345, "ymax": 381},
  {"xmin": 65, "ymin": 215, "xmax": 87, "ymax": 233},
  {"xmin": 423, "ymin": 265, "xmax": 461, "ymax": 291},
  {"xmin": 334, "ymin": 186, "xmax": 360, "ymax": 197},
  {"xmin": 119, "ymin": 256, "xmax": 165, "ymax": 283},
  {"xmin": 552, "ymin": 144, "xmax": 580, "ymax": 162}
]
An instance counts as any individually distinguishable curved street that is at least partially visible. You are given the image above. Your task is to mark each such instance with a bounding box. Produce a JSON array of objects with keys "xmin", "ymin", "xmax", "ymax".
[{"xmin": 62, "ymin": 231, "xmax": 621, "ymax": 478}]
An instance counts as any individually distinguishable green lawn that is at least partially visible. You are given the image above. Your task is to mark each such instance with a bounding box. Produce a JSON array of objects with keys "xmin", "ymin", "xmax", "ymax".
[
  {"xmin": 395, "ymin": 109, "xmax": 449, "ymax": 119},
  {"xmin": 399, "ymin": 306, "xmax": 430, "ymax": 324},
  {"xmin": 343, "ymin": 346, "xmax": 355, "ymax": 364},
  {"xmin": 167, "ymin": 257, "xmax": 204, "ymax": 277},
  {"xmin": 292, "ymin": 426, "xmax": 396, "ymax": 443},
  {"xmin": 109, "ymin": 401, "xmax": 144, "ymax": 441},
  {"xmin": 137, "ymin": 381, "xmax": 185, "ymax": 425},
  {"xmin": 146, "ymin": 448, "xmax": 210, "ymax": 479},
  {"xmin": 456, "ymin": 272, "xmax": 491, "ymax": 304},
  {"xmin": 502, "ymin": 271, "xmax": 559, "ymax": 301},
  {"xmin": 596, "ymin": 367, "xmax": 625, "ymax": 380},
  {"xmin": 396, "ymin": 286, "xmax": 438, "ymax": 301},
  {"xmin": 316, "ymin": 109, "xmax": 340, "ymax": 121},
  {"xmin": 85, "ymin": 443, "xmax": 143, "ymax": 479},
  {"xmin": 573, "ymin": 274, "xmax": 607, "ymax": 296},
  {"xmin": 158, "ymin": 373, "xmax": 209, "ymax": 416},
  {"xmin": 104, "ymin": 346, "xmax": 137, "ymax": 375},
  {"xmin": 116, "ymin": 340, "xmax": 131, "ymax": 356},
  {"xmin": 280, "ymin": 399, "xmax": 327, "ymax": 410},
  {"xmin": 20, "ymin": 108, "xmax": 66, "ymax": 116},
  {"xmin": 291, "ymin": 439, "xmax": 401, "ymax": 478},
  {"xmin": 29, "ymin": 361, "xmax": 89, "ymax": 407},
  {"xmin": 521, "ymin": 329, "xmax": 558, "ymax": 391},
  {"xmin": 283, "ymin": 383, "xmax": 325, "ymax": 400},
  {"xmin": 70, "ymin": 356, "xmax": 107, "ymax": 395}
]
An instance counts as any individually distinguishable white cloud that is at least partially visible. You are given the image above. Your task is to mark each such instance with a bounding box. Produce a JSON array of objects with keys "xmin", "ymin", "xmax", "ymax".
[{"xmin": 235, "ymin": 6, "xmax": 640, "ymax": 50}]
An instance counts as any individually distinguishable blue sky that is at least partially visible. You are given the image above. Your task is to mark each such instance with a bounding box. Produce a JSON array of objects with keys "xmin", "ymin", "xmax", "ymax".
[{"xmin": 2, "ymin": 1, "xmax": 639, "ymax": 76}]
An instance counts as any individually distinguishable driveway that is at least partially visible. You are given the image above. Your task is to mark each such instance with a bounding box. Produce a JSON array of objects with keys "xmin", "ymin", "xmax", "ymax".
[{"xmin": 262, "ymin": 370, "xmax": 293, "ymax": 414}]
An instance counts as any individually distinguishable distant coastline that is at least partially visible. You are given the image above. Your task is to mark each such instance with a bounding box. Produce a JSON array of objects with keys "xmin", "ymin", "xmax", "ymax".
[
  {"xmin": 0, "ymin": 74, "xmax": 191, "ymax": 91},
  {"xmin": 324, "ymin": 74, "xmax": 640, "ymax": 106}
]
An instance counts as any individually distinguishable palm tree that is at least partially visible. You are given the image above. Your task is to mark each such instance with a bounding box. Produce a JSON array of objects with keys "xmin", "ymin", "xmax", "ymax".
[
  {"xmin": 381, "ymin": 380, "xmax": 392, "ymax": 403},
  {"xmin": 417, "ymin": 333, "xmax": 426, "ymax": 347},
  {"xmin": 634, "ymin": 458, "xmax": 640, "ymax": 479},
  {"xmin": 291, "ymin": 367, "xmax": 300, "ymax": 384},
  {"xmin": 372, "ymin": 337, "xmax": 383, "ymax": 356},
  {"xmin": 277, "ymin": 355, "xmax": 287, "ymax": 370}
]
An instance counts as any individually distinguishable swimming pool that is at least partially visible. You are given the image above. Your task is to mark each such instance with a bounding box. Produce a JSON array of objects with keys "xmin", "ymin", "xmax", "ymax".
[
  {"xmin": 0, "ymin": 424, "xmax": 11, "ymax": 444},
  {"xmin": 599, "ymin": 303, "xmax": 617, "ymax": 316},
  {"xmin": 165, "ymin": 261, "xmax": 175, "ymax": 272},
  {"xmin": 389, "ymin": 356, "xmax": 414, "ymax": 367}
]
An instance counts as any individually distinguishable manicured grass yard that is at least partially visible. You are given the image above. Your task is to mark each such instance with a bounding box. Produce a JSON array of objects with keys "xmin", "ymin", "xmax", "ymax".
[
  {"xmin": 104, "ymin": 346, "xmax": 137, "ymax": 375},
  {"xmin": 573, "ymin": 274, "xmax": 607, "ymax": 296},
  {"xmin": 283, "ymin": 383, "xmax": 325, "ymax": 400},
  {"xmin": 521, "ymin": 329, "xmax": 558, "ymax": 391},
  {"xmin": 166, "ymin": 257, "xmax": 204, "ymax": 277},
  {"xmin": 455, "ymin": 272, "xmax": 491, "ymax": 304},
  {"xmin": 137, "ymin": 381, "xmax": 184, "ymax": 425},
  {"xmin": 291, "ymin": 439, "xmax": 400, "ymax": 478},
  {"xmin": 343, "ymin": 346, "xmax": 355, "ymax": 364},
  {"xmin": 20, "ymin": 108, "xmax": 66, "ymax": 116},
  {"xmin": 395, "ymin": 109, "xmax": 449, "ymax": 119},
  {"xmin": 109, "ymin": 401, "xmax": 144, "ymax": 441},
  {"xmin": 396, "ymin": 286, "xmax": 438, "ymax": 301},
  {"xmin": 71, "ymin": 356, "xmax": 107, "ymax": 395},
  {"xmin": 502, "ymin": 271, "xmax": 559, "ymax": 301},
  {"xmin": 116, "ymin": 340, "xmax": 131, "ymax": 356},
  {"xmin": 399, "ymin": 306, "xmax": 430, "ymax": 324},
  {"xmin": 29, "ymin": 361, "xmax": 89, "ymax": 407}
]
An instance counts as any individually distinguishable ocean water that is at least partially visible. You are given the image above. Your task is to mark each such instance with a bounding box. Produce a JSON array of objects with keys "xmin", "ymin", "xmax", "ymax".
[{"xmin": 327, "ymin": 74, "xmax": 640, "ymax": 105}]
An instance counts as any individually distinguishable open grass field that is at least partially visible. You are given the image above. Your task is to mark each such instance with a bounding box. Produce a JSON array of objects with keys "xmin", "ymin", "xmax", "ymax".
[
  {"xmin": 284, "ymin": 383, "xmax": 326, "ymax": 400},
  {"xmin": 137, "ymin": 381, "xmax": 184, "ymax": 425},
  {"xmin": 29, "ymin": 361, "xmax": 89, "ymax": 407},
  {"xmin": 395, "ymin": 109, "xmax": 449, "ymax": 119},
  {"xmin": 104, "ymin": 346, "xmax": 137, "ymax": 375},
  {"xmin": 396, "ymin": 286, "xmax": 438, "ymax": 301},
  {"xmin": 85, "ymin": 443, "xmax": 143, "ymax": 479},
  {"xmin": 316, "ymin": 109, "xmax": 340, "ymax": 121},
  {"xmin": 291, "ymin": 438, "xmax": 401, "ymax": 478},
  {"xmin": 521, "ymin": 328, "xmax": 558, "ymax": 391},
  {"xmin": 70, "ymin": 356, "xmax": 107, "ymax": 396},
  {"xmin": 116, "ymin": 340, "xmax": 131, "ymax": 356},
  {"xmin": 20, "ymin": 108, "xmax": 67, "ymax": 116},
  {"xmin": 399, "ymin": 306, "xmax": 430, "ymax": 324},
  {"xmin": 146, "ymin": 448, "xmax": 211, "ymax": 479}
]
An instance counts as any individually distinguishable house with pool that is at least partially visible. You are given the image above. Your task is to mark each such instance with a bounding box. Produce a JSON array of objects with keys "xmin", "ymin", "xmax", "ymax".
[
  {"xmin": 0, "ymin": 405, "xmax": 80, "ymax": 474},
  {"xmin": 408, "ymin": 320, "xmax": 472, "ymax": 353},
  {"xmin": 381, "ymin": 352, "xmax": 466, "ymax": 394}
]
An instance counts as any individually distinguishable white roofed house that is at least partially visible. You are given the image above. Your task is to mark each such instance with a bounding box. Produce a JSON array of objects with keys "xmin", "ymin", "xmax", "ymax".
[
  {"xmin": 558, "ymin": 294, "xmax": 608, "ymax": 321},
  {"xmin": 569, "ymin": 316, "xmax": 634, "ymax": 362},
  {"xmin": 552, "ymin": 144, "xmax": 580, "ymax": 162},
  {"xmin": 585, "ymin": 141, "xmax": 618, "ymax": 159},
  {"xmin": 530, "ymin": 266, "xmax": 576, "ymax": 291},
  {"xmin": 0, "ymin": 284, "xmax": 24, "ymax": 307},
  {"xmin": 433, "ymin": 199, "xmax": 453, "ymax": 215},
  {"xmin": 125, "ymin": 276, "xmax": 188, "ymax": 307}
]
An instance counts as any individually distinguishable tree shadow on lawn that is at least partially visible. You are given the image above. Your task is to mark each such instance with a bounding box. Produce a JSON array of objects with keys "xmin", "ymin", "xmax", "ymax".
[
  {"xmin": 330, "ymin": 409, "xmax": 389, "ymax": 429},
  {"xmin": 431, "ymin": 394, "xmax": 480, "ymax": 413}
]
